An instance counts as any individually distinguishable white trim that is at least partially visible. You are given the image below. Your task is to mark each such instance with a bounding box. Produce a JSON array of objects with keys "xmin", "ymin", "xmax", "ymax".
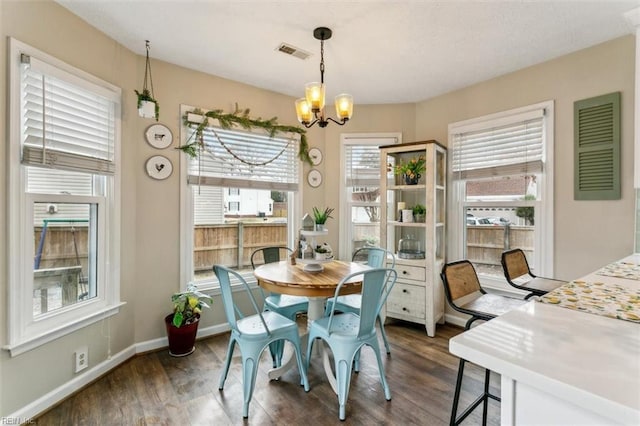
[
  {"xmin": 447, "ymin": 100, "xmax": 555, "ymax": 277},
  {"xmin": 180, "ymin": 105, "xmax": 194, "ymax": 289},
  {"xmin": 339, "ymin": 133, "xmax": 401, "ymax": 260},
  {"xmin": 3, "ymin": 303, "xmax": 125, "ymax": 357},
  {"xmin": 179, "ymin": 104, "xmax": 301, "ymax": 289},
  {"xmin": 6, "ymin": 38, "xmax": 122, "ymax": 352},
  {"xmin": 624, "ymin": 8, "xmax": 640, "ymax": 187}
]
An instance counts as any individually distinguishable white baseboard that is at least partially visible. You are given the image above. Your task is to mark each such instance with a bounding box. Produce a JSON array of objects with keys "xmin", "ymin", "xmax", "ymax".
[
  {"xmin": 10, "ymin": 345, "xmax": 136, "ymax": 422},
  {"xmin": 444, "ymin": 313, "xmax": 468, "ymax": 328},
  {"xmin": 8, "ymin": 322, "xmax": 232, "ymax": 422}
]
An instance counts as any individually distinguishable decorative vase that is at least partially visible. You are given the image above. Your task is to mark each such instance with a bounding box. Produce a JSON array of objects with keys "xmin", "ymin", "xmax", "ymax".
[
  {"xmin": 138, "ymin": 100, "xmax": 156, "ymax": 119},
  {"xmin": 315, "ymin": 223, "xmax": 325, "ymax": 231},
  {"xmin": 404, "ymin": 174, "xmax": 420, "ymax": 185},
  {"xmin": 165, "ymin": 313, "xmax": 200, "ymax": 357}
]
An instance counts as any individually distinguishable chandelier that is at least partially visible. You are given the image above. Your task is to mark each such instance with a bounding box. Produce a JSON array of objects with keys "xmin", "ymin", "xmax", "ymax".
[{"xmin": 295, "ymin": 27, "xmax": 353, "ymax": 128}]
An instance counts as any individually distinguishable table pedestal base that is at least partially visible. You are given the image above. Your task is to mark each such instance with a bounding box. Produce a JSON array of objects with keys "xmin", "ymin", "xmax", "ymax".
[{"xmin": 267, "ymin": 297, "xmax": 338, "ymax": 394}]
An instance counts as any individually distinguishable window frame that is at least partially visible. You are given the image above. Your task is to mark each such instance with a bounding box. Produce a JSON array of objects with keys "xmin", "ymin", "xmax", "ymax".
[
  {"xmin": 179, "ymin": 105, "xmax": 301, "ymax": 290},
  {"xmin": 447, "ymin": 101, "xmax": 555, "ymax": 291},
  {"xmin": 6, "ymin": 38, "xmax": 122, "ymax": 356},
  {"xmin": 339, "ymin": 133, "xmax": 401, "ymax": 260}
]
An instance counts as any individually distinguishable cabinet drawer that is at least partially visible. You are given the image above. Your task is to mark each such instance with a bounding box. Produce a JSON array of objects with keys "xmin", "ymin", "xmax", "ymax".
[
  {"xmin": 394, "ymin": 264, "xmax": 426, "ymax": 282},
  {"xmin": 387, "ymin": 283, "xmax": 425, "ymax": 319}
]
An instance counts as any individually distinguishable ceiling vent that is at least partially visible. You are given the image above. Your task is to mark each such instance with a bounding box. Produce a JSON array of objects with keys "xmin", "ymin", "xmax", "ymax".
[{"xmin": 276, "ymin": 43, "xmax": 311, "ymax": 60}]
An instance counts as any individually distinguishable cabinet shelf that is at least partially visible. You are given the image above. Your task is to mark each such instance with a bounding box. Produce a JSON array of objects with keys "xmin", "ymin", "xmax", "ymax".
[
  {"xmin": 388, "ymin": 221, "xmax": 426, "ymax": 228},
  {"xmin": 388, "ymin": 184, "xmax": 427, "ymax": 191}
]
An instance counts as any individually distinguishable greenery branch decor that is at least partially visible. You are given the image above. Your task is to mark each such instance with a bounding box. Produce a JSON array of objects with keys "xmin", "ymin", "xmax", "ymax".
[{"xmin": 177, "ymin": 105, "xmax": 312, "ymax": 165}]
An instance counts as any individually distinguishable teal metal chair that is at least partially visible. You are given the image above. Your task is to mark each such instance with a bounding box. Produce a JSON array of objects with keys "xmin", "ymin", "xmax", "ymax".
[
  {"xmin": 251, "ymin": 246, "xmax": 308, "ymax": 367},
  {"xmin": 213, "ymin": 265, "xmax": 309, "ymax": 418},
  {"xmin": 324, "ymin": 247, "xmax": 396, "ymax": 354},
  {"xmin": 251, "ymin": 246, "xmax": 309, "ymax": 320},
  {"xmin": 307, "ymin": 267, "xmax": 398, "ymax": 421}
]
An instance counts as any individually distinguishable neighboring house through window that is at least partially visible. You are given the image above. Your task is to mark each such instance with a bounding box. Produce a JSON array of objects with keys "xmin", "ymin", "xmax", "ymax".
[
  {"xmin": 7, "ymin": 38, "xmax": 122, "ymax": 355},
  {"xmin": 180, "ymin": 106, "xmax": 300, "ymax": 288},
  {"xmin": 448, "ymin": 101, "xmax": 554, "ymax": 292}
]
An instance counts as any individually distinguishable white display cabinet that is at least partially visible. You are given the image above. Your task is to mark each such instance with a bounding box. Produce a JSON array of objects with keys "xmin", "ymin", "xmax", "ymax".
[{"xmin": 379, "ymin": 140, "xmax": 447, "ymax": 337}]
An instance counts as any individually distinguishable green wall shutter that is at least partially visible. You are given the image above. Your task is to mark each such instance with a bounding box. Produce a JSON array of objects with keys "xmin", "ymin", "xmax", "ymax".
[{"xmin": 574, "ymin": 92, "xmax": 621, "ymax": 200}]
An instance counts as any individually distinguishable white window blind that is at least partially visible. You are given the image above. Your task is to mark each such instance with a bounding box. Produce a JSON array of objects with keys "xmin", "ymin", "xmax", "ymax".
[
  {"xmin": 21, "ymin": 55, "xmax": 118, "ymax": 175},
  {"xmin": 451, "ymin": 109, "xmax": 545, "ymax": 180},
  {"xmin": 186, "ymin": 125, "xmax": 299, "ymax": 191},
  {"xmin": 345, "ymin": 144, "xmax": 382, "ymax": 187}
]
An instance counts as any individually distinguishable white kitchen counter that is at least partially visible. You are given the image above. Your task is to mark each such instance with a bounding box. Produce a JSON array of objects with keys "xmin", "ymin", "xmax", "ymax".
[{"xmin": 449, "ymin": 255, "xmax": 640, "ymax": 425}]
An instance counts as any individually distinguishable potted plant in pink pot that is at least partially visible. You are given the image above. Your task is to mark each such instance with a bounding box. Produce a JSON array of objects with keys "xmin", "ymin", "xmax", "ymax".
[{"xmin": 165, "ymin": 283, "xmax": 213, "ymax": 357}]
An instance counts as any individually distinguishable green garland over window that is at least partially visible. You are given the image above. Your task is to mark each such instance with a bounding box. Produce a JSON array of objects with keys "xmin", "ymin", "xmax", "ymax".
[{"xmin": 177, "ymin": 106, "xmax": 311, "ymax": 165}]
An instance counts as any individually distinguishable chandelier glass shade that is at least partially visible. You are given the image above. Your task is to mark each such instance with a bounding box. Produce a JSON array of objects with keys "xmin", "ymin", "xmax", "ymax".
[{"xmin": 295, "ymin": 27, "xmax": 353, "ymax": 128}]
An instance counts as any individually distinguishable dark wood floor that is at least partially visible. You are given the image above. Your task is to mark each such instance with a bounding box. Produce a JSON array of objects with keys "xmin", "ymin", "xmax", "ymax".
[{"xmin": 35, "ymin": 320, "xmax": 499, "ymax": 425}]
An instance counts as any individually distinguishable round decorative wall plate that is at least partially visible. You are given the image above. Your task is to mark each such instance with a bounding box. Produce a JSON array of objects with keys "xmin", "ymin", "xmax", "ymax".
[
  {"xmin": 307, "ymin": 169, "xmax": 323, "ymax": 188},
  {"xmin": 308, "ymin": 147, "xmax": 323, "ymax": 165},
  {"xmin": 145, "ymin": 155, "xmax": 173, "ymax": 180},
  {"xmin": 145, "ymin": 124, "xmax": 173, "ymax": 149}
]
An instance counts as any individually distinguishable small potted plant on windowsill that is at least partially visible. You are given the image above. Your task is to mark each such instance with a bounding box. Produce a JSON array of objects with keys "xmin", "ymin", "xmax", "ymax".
[
  {"xmin": 164, "ymin": 283, "xmax": 212, "ymax": 357},
  {"xmin": 312, "ymin": 206, "xmax": 334, "ymax": 231}
]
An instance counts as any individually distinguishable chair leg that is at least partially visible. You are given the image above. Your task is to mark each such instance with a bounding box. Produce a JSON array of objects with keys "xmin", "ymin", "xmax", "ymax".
[
  {"xmin": 241, "ymin": 355, "xmax": 260, "ymax": 418},
  {"xmin": 290, "ymin": 337, "xmax": 310, "ymax": 392},
  {"xmin": 305, "ymin": 333, "xmax": 316, "ymax": 371},
  {"xmin": 269, "ymin": 340, "xmax": 286, "ymax": 369},
  {"xmin": 219, "ymin": 338, "xmax": 235, "ymax": 390},
  {"xmin": 482, "ymin": 368, "xmax": 490, "ymax": 426},
  {"xmin": 371, "ymin": 340, "xmax": 391, "ymax": 401},
  {"xmin": 353, "ymin": 348, "xmax": 361, "ymax": 372},
  {"xmin": 377, "ymin": 314, "xmax": 391, "ymax": 354},
  {"xmin": 335, "ymin": 357, "xmax": 353, "ymax": 421},
  {"xmin": 451, "ymin": 358, "xmax": 498, "ymax": 426},
  {"xmin": 450, "ymin": 358, "xmax": 466, "ymax": 426}
]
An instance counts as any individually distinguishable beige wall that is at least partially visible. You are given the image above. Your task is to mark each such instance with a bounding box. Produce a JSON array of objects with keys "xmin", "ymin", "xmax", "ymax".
[
  {"xmin": 0, "ymin": 0, "xmax": 635, "ymax": 418},
  {"xmin": 416, "ymin": 36, "xmax": 636, "ymax": 280},
  {"xmin": 0, "ymin": 0, "xmax": 414, "ymax": 416}
]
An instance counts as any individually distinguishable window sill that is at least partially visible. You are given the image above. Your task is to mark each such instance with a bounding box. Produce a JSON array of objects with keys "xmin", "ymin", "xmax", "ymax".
[{"xmin": 3, "ymin": 302, "xmax": 126, "ymax": 357}]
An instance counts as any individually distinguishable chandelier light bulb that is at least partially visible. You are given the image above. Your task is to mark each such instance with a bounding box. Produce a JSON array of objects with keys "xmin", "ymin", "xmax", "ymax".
[{"xmin": 295, "ymin": 98, "xmax": 313, "ymax": 124}]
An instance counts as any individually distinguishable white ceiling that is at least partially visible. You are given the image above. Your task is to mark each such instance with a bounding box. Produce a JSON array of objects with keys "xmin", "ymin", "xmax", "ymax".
[{"xmin": 56, "ymin": 0, "xmax": 639, "ymax": 105}]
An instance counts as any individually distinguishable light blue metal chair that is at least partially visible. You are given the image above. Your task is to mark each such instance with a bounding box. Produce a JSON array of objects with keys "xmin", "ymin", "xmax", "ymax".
[
  {"xmin": 251, "ymin": 246, "xmax": 309, "ymax": 321},
  {"xmin": 213, "ymin": 265, "xmax": 309, "ymax": 418},
  {"xmin": 324, "ymin": 247, "xmax": 396, "ymax": 354},
  {"xmin": 307, "ymin": 267, "xmax": 398, "ymax": 421},
  {"xmin": 251, "ymin": 246, "xmax": 308, "ymax": 367}
]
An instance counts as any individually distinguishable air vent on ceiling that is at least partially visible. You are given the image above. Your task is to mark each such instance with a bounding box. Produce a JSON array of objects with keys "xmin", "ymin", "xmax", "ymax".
[{"xmin": 276, "ymin": 43, "xmax": 311, "ymax": 60}]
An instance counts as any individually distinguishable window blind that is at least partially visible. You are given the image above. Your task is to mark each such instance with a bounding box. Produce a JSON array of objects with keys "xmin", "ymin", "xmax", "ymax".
[
  {"xmin": 345, "ymin": 144, "xmax": 381, "ymax": 187},
  {"xmin": 344, "ymin": 136, "xmax": 398, "ymax": 187},
  {"xmin": 451, "ymin": 109, "xmax": 545, "ymax": 180},
  {"xmin": 21, "ymin": 55, "xmax": 118, "ymax": 175},
  {"xmin": 186, "ymin": 125, "xmax": 299, "ymax": 191}
]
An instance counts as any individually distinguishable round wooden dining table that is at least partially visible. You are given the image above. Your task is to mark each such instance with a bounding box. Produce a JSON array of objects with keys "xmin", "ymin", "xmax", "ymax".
[{"xmin": 254, "ymin": 259, "xmax": 371, "ymax": 392}]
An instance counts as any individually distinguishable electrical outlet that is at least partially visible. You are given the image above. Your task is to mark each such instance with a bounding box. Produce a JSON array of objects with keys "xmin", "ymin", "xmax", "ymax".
[{"xmin": 75, "ymin": 346, "xmax": 88, "ymax": 373}]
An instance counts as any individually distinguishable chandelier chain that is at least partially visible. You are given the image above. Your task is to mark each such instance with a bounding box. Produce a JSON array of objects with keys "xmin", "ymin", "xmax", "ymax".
[{"xmin": 320, "ymin": 39, "xmax": 325, "ymax": 84}]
